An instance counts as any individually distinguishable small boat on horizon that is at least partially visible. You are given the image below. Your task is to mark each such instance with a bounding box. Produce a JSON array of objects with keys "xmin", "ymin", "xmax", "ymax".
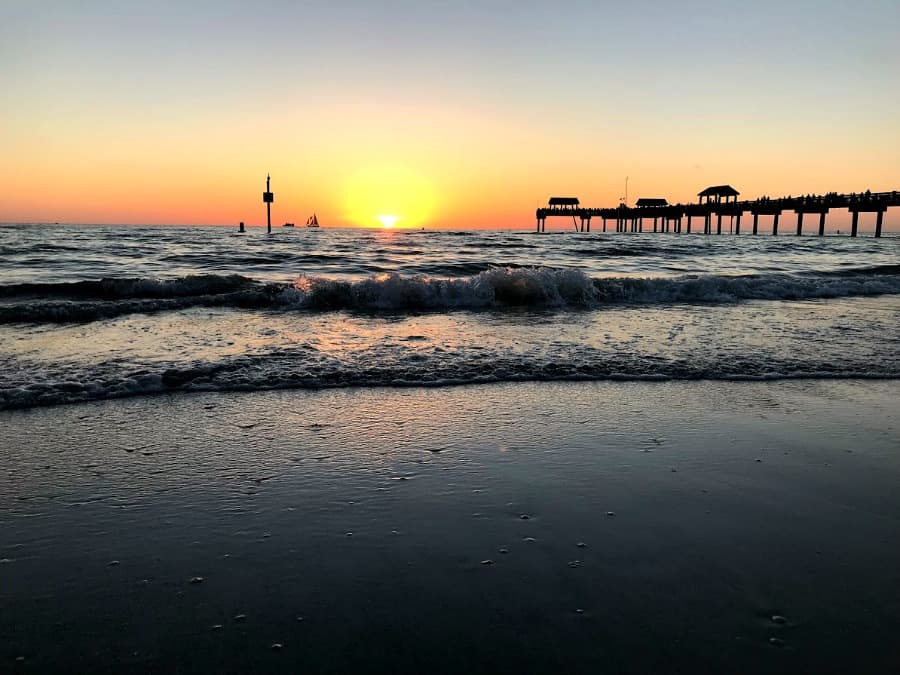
[
  {"xmin": 283, "ymin": 222, "xmax": 295, "ymax": 227},
  {"xmin": 306, "ymin": 214, "xmax": 320, "ymax": 228}
]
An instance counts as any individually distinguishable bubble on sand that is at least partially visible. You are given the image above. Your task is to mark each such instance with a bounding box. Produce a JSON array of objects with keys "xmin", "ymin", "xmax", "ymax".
[
  {"xmin": 575, "ymin": 608, "xmax": 584, "ymax": 614},
  {"xmin": 108, "ymin": 560, "xmax": 120, "ymax": 566},
  {"xmin": 480, "ymin": 559, "xmax": 494, "ymax": 565},
  {"xmin": 576, "ymin": 542, "xmax": 586, "ymax": 548},
  {"xmin": 568, "ymin": 560, "xmax": 582, "ymax": 568},
  {"xmin": 211, "ymin": 624, "xmax": 223, "ymax": 631},
  {"xmin": 270, "ymin": 643, "xmax": 283, "ymax": 651},
  {"xmin": 771, "ymin": 615, "xmax": 787, "ymax": 624},
  {"xmin": 523, "ymin": 537, "xmax": 537, "ymax": 543},
  {"xmin": 346, "ymin": 532, "xmax": 353, "ymax": 537},
  {"xmin": 296, "ymin": 616, "xmax": 304, "ymax": 622},
  {"xmin": 606, "ymin": 511, "xmax": 616, "ymax": 517},
  {"xmin": 189, "ymin": 576, "xmax": 204, "ymax": 584},
  {"xmin": 234, "ymin": 614, "xmax": 247, "ymax": 622},
  {"xmin": 0, "ymin": 558, "xmax": 12, "ymax": 564},
  {"xmin": 768, "ymin": 637, "xmax": 785, "ymax": 647},
  {"xmin": 499, "ymin": 548, "xmax": 509, "ymax": 554},
  {"xmin": 755, "ymin": 458, "xmax": 762, "ymax": 463},
  {"xmin": 519, "ymin": 514, "xmax": 531, "ymax": 520},
  {"xmin": 16, "ymin": 656, "xmax": 25, "ymax": 662}
]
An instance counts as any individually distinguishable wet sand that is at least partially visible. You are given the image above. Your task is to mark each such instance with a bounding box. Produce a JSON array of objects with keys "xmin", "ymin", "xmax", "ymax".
[{"xmin": 2, "ymin": 380, "xmax": 899, "ymax": 674}]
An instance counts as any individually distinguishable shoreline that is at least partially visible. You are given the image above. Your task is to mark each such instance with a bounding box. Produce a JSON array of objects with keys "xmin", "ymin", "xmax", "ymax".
[{"xmin": 3, "ymin": 372, "xmax": 900, "ymax": 414}]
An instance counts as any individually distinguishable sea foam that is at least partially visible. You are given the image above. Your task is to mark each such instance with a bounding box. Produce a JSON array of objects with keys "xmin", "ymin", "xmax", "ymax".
[{"xmin": 1, "ymin": 267, "xmax": 899, "ymax": 323}]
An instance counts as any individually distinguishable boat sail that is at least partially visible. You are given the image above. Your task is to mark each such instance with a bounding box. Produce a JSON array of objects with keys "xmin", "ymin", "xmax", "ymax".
[{"xmin": 306, "ymin": 214, "xmax": 320, "ymax": 228}]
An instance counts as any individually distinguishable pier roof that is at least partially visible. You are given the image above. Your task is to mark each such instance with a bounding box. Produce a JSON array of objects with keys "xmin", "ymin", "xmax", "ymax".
[
  {"xmin": 635, "ymin": 198, "xmax": 668, "ymax": 207},
  {"xmin": 548, "ymin": 197, "xmax": 580, "ymax": 206},
  {"xmin": 698, "ymin": 185, "xmax": 739, "ymax": 198}
]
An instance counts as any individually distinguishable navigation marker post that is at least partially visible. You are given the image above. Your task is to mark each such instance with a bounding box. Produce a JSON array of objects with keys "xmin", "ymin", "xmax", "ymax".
[{"xmin": 263, "ymin": 174, "xmax": 274, "ymax": 234}]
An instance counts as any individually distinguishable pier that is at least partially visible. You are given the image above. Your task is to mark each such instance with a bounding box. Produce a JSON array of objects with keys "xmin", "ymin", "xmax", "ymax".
[{"xmin": 536, "ymin": 186, "xmax": 900, "ymax": 237}]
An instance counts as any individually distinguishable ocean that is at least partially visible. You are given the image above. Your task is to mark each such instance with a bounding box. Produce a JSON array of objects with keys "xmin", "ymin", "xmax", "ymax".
[{"xmin": 1, "ymin": 224, "xmax": 899, "ymax": 410}]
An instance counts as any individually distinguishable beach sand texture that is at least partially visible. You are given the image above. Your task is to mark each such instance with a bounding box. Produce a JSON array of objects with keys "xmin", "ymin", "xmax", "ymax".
[{"xmin": 2, "ymin": 380, "xmax": 898, "ymax": 673}]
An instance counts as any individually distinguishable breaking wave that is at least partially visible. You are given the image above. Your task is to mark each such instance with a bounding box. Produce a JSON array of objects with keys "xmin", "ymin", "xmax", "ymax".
[
  {"xmin": 3, "ymin": 349, "xmax": 898, "ymax": 411},
  {"xmin": 2, "ymin": 266, "xmax": 900, "ymax": 323}
]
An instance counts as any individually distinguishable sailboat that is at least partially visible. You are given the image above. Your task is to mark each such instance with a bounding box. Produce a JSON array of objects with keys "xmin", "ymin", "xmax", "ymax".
[{"xmin": 306, "ymin": 214, "xmax": 320, "ymax": 228}]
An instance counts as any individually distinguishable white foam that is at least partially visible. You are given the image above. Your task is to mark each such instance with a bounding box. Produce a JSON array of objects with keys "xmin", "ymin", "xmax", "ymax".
[{"xmin": 2, "ymin": 268, "xmax": 900, "ymax": 324}]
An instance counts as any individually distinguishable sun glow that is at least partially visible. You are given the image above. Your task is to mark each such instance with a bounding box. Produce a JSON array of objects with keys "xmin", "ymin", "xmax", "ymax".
[
  {"xmin": 343, "ymin": 164, "xmax": 437, "ymax": 228},
  {"xmin": 377, "ymin": 214, "xmax": 400, "ymax": 228}
]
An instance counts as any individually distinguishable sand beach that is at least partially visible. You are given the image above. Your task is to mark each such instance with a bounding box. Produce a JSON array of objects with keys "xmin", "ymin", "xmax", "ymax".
[{"xmin": 2, "ymin": 379, "xmax": 898, "ymax": 673}]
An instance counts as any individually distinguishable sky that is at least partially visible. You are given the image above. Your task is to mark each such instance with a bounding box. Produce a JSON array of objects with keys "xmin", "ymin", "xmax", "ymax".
[{"xmin": 1, "ymin": 0, "xmax": 899, "ymax": 229}]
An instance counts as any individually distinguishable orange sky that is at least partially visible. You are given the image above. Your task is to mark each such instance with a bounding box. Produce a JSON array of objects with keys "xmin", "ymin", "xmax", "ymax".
[{"xmin": 2, "ymin": 3, "xmax": 899, "ymax": 230}]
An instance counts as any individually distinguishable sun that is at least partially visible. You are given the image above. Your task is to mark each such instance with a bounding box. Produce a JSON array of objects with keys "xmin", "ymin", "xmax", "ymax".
[
  {"xmin": 343, "ymin": 164, "xmax": 437, "ymax": 228},
  {"xmin": 377, "ymin": 214, "xmax": 400, "ymax": 228}
]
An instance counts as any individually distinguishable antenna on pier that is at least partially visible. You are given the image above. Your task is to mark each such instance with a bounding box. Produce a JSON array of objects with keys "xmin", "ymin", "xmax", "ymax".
[
  {"xmin": 262, "ymin": 173, "xmax": 274, "ymax": 234},
  {"xmin": 620, "ymin": 176, "xmax": 629, "ymax": 207}
]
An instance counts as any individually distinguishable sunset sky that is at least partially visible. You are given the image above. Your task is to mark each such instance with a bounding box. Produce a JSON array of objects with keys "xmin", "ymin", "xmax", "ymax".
[{"xmin": 2, "ymin": 0, "xmax": 899, "ymax": 229}]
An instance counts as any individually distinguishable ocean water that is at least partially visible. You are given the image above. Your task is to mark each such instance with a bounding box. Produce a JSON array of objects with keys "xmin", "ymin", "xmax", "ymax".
[{"xmin": 1, "ymin": 223, "xmax": 899, "ymax": 410}]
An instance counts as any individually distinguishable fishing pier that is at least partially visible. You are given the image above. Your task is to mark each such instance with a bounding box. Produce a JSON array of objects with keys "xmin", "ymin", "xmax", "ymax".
[{"xmin": 536, "ymin": 186, "xmax": 900, "ymax": 237}]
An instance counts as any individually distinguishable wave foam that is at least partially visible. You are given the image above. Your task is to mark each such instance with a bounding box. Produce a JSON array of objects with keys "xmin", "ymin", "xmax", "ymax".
[
  {"xmin": 2, "ymin": 267, "xmax": 899, "ymax": 323},
  {"xmin": 286, "ymin": 267, "xmax": 900, "ymax": 310},
  {"xmin": 2, "ymin": 351, "xmax": 898, "ymax": 411}
]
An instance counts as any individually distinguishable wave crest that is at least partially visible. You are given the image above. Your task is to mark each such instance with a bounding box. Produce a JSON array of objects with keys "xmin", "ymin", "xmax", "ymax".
[
  {"xmin": 287, "ymin": 268, "xmax": 598, "ymax": 310},
  {"xmin": 1, "ymin": 267, "xmax": 899, "ymax": 323}
]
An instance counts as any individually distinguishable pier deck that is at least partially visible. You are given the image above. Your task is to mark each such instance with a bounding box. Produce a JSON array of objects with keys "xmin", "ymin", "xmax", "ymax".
[{"xmin": 536, "ymin": 190, "xmax": 900, "ymax": 237}]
